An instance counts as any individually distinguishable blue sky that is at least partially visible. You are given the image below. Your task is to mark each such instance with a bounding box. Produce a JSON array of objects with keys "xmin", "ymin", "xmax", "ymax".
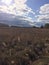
[
  {"xmin": 27, "ymin": 0, "xmax": 49, "ymax": 11},
  {"xmin": 0, "ymin": 0, "xmax": 49, "ymax": 27}
]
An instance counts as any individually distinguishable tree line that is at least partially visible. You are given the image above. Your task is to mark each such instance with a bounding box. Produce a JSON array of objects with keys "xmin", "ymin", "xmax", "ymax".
[{"xmin": 33, "ymin": 23, "xmax": 49, "ymax": 28}]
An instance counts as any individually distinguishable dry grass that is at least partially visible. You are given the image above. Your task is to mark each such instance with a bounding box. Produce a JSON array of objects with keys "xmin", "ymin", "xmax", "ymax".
[{"xmin": 0, "ymin": 27, "xmax": 49, "ymax": 65}]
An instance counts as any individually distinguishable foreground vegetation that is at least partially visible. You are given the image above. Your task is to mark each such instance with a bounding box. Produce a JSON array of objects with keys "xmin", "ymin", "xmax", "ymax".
[{"xmin": 0, "ymin": 27, "xmax": 49, "ymax": 65}]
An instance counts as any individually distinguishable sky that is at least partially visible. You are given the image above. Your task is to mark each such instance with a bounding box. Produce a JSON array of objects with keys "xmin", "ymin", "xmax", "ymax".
[{"xmin": 0, "ymin": 0, "xmax": 49, "ymax": 27}]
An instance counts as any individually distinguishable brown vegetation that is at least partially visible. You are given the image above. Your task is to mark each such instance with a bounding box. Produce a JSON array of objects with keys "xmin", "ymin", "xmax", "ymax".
[{"xmin": 0, "ymin": 27, "xmax": 49, "ymax": 65}]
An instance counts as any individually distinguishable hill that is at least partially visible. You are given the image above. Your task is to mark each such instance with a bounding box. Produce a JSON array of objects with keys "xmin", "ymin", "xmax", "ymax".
[{"xmin": 0, "ymin": 23, "xmax": 9, "ymax": 27}]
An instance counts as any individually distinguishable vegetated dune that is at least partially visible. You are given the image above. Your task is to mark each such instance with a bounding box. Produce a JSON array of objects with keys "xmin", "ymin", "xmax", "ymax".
[{"xmin": 0, "ymin": 27, "xmax": 49, "ymax": 65}]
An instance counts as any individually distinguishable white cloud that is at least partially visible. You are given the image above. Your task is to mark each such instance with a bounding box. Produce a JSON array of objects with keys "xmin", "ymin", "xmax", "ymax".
[
  {"xmin": 36, "ymin": 4, "xmax": 49, "ymax": 23},
  {"xmin": 0, "ymin": 0, "xmax": 35, "ymax": 26},
  {"xmin": 0, "ymin": 12, "xmax": 35, "ymax": 26},
  {"xmin": 2, "ymin": 0, "xmax": 12, "ymax": 5},
  {"xmin": 37, "ymin": 14, "xmax": 49, "ymax": 23},
  {"xmin": 0, "ymin": 0, "xmax": 35, "ymax": 16},
  {"xmin": 39, "ymin": 4, "xmax": 49, "ymax": 14}
]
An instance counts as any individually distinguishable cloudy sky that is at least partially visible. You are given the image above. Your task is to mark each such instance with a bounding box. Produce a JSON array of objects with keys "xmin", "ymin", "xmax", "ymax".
[{"xmin": 0, "ymin": 0, "xmax": 49, "ymax": 26}]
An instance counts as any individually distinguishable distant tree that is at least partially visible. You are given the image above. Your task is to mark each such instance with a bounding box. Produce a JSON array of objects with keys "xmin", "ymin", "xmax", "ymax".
[
  {"xmin": 44, "ymin": 23, "xmax": 49, "ymax": 28},
  {"xmin": 40, "ymin": 25, "xmax": 44, "ymax": 28},
  {"xmin": 33, "ymin": 26, "xmax": 36, "ymax": 28}
]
